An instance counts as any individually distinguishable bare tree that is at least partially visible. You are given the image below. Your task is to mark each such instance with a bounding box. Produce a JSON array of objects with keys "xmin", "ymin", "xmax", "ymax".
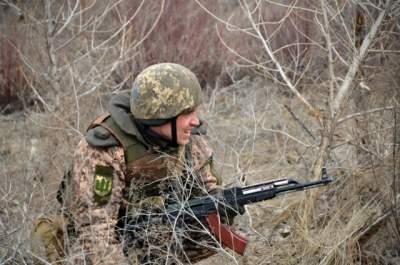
[{"xmin": 195, "ymin": 0, "xmax": 400, "ymax": 263}]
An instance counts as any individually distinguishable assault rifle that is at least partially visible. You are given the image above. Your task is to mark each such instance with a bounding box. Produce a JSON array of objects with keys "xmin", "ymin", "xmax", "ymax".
[{"xmin": 122, "ymin": 168, "xmax": 333, "ymax": 255}]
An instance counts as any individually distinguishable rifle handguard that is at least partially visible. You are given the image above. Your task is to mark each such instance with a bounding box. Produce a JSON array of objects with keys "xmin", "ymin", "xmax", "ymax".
[{"xmin": 206, "ymin": 213, "xmax": 248, "ymax": 255}]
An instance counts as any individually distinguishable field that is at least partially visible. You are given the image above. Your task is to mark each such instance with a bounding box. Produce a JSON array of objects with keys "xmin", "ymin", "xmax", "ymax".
[{"xmin": 1, "ymin": 1, "xmax": 399, "ymax": 264}]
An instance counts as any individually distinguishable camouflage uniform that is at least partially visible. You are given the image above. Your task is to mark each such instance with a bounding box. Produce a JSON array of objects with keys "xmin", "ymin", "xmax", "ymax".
[
  {"xmin": 54, "ymin": 64, "xmax": 225, "ymax": 264},
  {"xmin": 64, "ymin": 140, "xmax": 128, "ymax": 264},
  {"xmin": 63, "ymin": 125, "xmax": 220, "ymax": 264}
]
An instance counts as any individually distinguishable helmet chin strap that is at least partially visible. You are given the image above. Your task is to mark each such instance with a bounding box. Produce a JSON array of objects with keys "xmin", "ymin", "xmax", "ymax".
[{"xmin": 171, "ymin": 116, "xmax": 178, "ymax": 147}]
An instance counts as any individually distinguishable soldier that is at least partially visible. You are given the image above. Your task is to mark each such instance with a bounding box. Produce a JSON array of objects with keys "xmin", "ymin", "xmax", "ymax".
[{"xmin": 33, "ymin": 63, "xmax": 239, "ymax": 264}]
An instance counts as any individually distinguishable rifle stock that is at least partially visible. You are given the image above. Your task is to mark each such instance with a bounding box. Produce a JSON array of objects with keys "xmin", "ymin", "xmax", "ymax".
[{"xmin": 206, "ymin": 213, "xmax": 248, "ymax": 255}]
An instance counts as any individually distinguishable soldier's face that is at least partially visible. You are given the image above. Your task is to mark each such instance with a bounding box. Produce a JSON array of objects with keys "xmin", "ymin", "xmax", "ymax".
[
  {"xmin": 175, "ymin": 109, "xmax": 200, "ymax": 145},
  {"xmin": 150, "ymin": 109, "xmax": 200, "ymax": 145}
]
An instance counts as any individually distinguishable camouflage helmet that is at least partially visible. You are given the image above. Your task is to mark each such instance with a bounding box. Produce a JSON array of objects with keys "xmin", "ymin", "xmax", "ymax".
[{"xmin": 130, "ymin": 63, "xmax": 202, "ymax": 120}]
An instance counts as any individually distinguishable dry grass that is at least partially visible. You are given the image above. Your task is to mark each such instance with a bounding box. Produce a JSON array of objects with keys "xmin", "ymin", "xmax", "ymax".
[
  {"xmin": 198, "ymin": 75, "xmax": 399, "ymax": 265},
  {"xmin": 1, "ymin": 1, "xmax": 399, "ymax": 264},
  {"xmin": 1, "ymin": 77, "xmax": 398, "ymax": 264}
]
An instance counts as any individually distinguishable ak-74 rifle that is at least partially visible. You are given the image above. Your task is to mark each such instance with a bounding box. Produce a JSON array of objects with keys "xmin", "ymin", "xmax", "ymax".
[{"xmin": 122, "ymin": 168, "xmax": 334, "ymax": 255}]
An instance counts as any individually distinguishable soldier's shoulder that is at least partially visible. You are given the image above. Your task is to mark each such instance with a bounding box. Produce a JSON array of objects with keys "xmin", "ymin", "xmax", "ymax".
[
  {"xmin": 75, "ymin": 136, "xmax": 124, "ymax": 158},
  {"xmin": 85, "ymin": 126, "xmax": 119, "ymax": 148}
]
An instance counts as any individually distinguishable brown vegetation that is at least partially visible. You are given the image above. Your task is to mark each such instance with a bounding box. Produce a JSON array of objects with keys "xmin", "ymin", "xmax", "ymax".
[{"xmin": 0, "ymin": 0, "xmax": 399, "ymax": 264}]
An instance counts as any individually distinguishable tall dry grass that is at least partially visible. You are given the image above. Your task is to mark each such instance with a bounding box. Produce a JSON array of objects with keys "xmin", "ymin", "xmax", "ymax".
[{"xmin": 0, "ymin": 0, "xmax": 399, "ymax": 264}]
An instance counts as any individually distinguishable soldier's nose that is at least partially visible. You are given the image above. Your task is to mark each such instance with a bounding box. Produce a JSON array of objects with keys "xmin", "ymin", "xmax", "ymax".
[{"xmin": 190, "ymin": 116, "xmax": 200, "ymax": 127}]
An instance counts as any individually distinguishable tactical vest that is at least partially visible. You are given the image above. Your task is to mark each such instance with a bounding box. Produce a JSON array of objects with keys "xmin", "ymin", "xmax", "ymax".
[
  {"xmin": 87, "ymin": 114, "xmax": 219, "ymax": 263},
  {"xmin": 86, "ymin": 113, "xmax": 149, "ymax": 165},
  {"xmin": 85, "ymin": 113, "xmax": 213, "ymax": 209},
  {"xmin": 86, "ymin": 114, "xmax": 219, "ymax": 263}
]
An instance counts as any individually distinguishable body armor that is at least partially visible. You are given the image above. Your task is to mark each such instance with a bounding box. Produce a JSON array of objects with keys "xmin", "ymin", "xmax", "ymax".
[{"xmin": 86, "ymin": 112, "xmax": 220, "ymax": 264}]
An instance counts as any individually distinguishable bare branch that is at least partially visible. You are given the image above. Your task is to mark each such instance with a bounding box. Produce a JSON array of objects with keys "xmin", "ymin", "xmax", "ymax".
[
  {"xmin": 242, "ymin": 0, "xmax": 319, "ymax": 117},
  {"xmin": 53, "ymin": 0, "xmax": 80, "ymax": 36},
  {"xmin": 337, "ymin": 106, "xmax": 396, "ymax": 124},
  {"xmin": 333, "ymin": 0, "xmax": 393, "ymax": 113},
  {"xmin": 44, "ymin": 0, "xmax": 61, "ymax": 93},
  {"xmin": 283, "ymin": 104, "xmax": 316, "ymax": 141},
  {"xmin": 318, "ymin": 0, "xmax": 336, "ymax": 118},
  {"xmin": 260, "ymin": 126, "xmax": 314, "ymax": 148}
]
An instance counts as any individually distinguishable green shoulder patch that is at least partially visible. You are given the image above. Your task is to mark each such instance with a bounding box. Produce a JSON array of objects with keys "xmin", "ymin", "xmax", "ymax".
[{"xmin": 93, "ymin": 165, "xmax": 114, "ymax": 204}]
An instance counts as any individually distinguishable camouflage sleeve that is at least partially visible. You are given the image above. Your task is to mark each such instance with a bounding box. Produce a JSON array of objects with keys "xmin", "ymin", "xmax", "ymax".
[
  {"xmin": 68, "ymin": 139, "xmax": 129, "ymax": 265},
  {"xmin": 190, "ymin": 135, "xmax": 223, "ymax": 191}
]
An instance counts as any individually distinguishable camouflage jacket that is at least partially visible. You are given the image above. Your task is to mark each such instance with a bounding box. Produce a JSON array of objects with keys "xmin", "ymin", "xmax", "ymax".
[{"xmin": 60, "ymin": 94, "xmax": 221, "ymax": 264}]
